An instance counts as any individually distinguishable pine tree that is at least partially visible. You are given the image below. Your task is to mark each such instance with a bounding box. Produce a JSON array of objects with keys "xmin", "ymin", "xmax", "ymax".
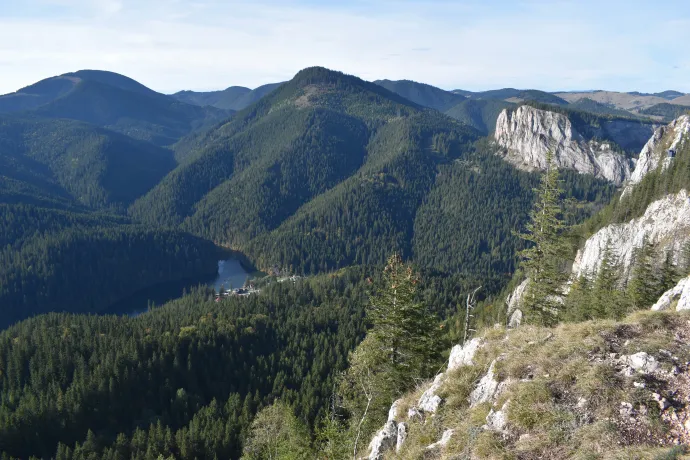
[{"xmin": 518, "ymin": 151, "xmax": 570, "ymax": 326}]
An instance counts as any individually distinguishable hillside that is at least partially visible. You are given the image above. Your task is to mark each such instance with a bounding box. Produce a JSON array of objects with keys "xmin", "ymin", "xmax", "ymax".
[
  {"xmin": 30, "ymin": 79, "xmax": 230, "ymax": 145},
  {"xmin": 0, "ymin": 115, "xmax": 176, "ymax": 210},
  {"xmin": 368, "ymin": 310, "xmax": 690, "ymax": 458},
  {"xmin": 172, "ymin": 82, "xmax": 283, "ymax": 111},
  {"xmin": 444, "ymin": 99, "xmax": 514, "ymax": 134},
  {"xmin": 131, "ymin": 67, "xmax": 614, "ymax": 279},
  {"xmin": 374, "ymin": 79, "xmax": 466, "ymax": 112},
  {"xmin": 0, "ymin": 70, "xmax": 158, "ymax": 113},
  {"xmin": 641, "ymin": 103, "xmax": 690, "ymax": 122},
  {"xmin": 0, "ymin": 70, "xmax": 232, "ymax": 146},
  {"xmin": 457, "ymin": 88, "xmax": 569, "ymax": 105},
  {"xmin": 556, "ymin": 90, "xmax": 690, "ymax": 112}
]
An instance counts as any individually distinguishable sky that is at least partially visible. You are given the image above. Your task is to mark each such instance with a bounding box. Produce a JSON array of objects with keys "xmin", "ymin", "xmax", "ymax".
[{"xmin": 0, "ymin": 0, "xmax": 689, "ymax": 95}]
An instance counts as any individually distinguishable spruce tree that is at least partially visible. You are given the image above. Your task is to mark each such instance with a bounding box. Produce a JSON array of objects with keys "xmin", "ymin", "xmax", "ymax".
[
  {"xmin": 564, "ymin": 273, "xmax": 593, "ymax": 322},
  {"xmin": 659, "ymin": 249, "xmax": 681, "ymax": 293},
  {"xmin": 592, "ymin": 243, "xmax": 624, "ymax": 318},
  {"xmin": 366, "ymin": 254, "xmax": 439, "ymax": 379},
  {"xmin": 518, "ymin": 151, "xmax": 570, "ymax": 326},
  {"xmin": 627, "ymin": 239, "xmax": 659, "ymax": 310}
]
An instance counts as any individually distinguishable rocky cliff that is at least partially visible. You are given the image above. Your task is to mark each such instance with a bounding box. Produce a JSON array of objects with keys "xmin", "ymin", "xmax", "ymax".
[
  {"xmin": 494, "ymin": 105, "xmax": 635, "ymax": 185},
  {"xmin": 623, "ymin": 115, "xmax": 690, "ymax": 196},
  {"xmin": 572, "ymin": 189, "xmax": 690, "ymax": 282}
]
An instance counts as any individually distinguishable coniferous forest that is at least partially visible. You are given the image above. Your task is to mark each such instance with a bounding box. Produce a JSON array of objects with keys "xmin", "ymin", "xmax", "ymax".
[{"xmin": 0, "ymin": 63, "xmax": 688, "ymax": 459}]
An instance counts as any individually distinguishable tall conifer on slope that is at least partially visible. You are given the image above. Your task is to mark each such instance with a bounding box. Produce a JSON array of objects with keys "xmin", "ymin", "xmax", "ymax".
[
  {"xmin": 518, "ymin": 151, "xmax": 570, "ymax": 326},
  {"xmin": 340, "ymin": 254, "xmax": 440, "ymax": 456}
]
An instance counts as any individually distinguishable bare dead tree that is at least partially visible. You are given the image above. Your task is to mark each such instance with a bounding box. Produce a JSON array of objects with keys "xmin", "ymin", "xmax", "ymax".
[{"xmin": 463, "ymin": 286, "xmax": 482, "ymax": 345}]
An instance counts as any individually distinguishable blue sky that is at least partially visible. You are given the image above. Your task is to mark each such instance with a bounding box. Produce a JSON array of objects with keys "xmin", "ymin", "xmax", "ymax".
[{"xmin": 0, "ymin": 0, "xmax": 688, "ymax": 94}]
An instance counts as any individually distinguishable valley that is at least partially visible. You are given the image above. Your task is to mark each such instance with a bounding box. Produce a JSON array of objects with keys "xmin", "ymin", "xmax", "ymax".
[{"xmin": 0, "ymin": 63, "xmax": 689, "ymax": 459}]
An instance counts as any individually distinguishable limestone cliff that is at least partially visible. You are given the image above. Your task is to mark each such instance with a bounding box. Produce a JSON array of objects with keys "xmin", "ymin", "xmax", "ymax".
[
  {"xmin": 572, "ymin": 189, "xmax": 690, "ymax": 283},
  {"xmin": 623, "ymin": 115, "xmax": 690, "ymax": 196},
  {"xmin": 494, "ymin": 105, "xmax": 634, "ymax": 185}
]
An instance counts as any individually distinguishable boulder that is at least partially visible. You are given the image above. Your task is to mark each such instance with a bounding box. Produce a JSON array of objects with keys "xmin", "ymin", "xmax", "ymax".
[
  {"xmin": 485, "ymin": 401, "xmax": 510, "ymax": 432},
  {"xmin": 418, "ymin": 373, "xmax": 445, "ymax": 414},
  {"xmin": 622, "ymin": 352, "xmax": 659, "ymax": 375},
  {"xmin": 368, "ymin": 421, "xmax": 397, "ymax": 460},
  {"xmin": 448, "ymin": 337, "xmax": 483, "ymax": 371},
  {"xmin": 426, "ymin": 429, "xmax": 454, "ymax": 450}
]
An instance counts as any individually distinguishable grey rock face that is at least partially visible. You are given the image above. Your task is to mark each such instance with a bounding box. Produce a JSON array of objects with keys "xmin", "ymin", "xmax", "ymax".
[
  {"xmin": 368, "ymin": 421, "xmax": 398, "ymax": 460},
  {"xmin": 396, "ymin": 423, "xmax": 408, "ymax": 453},
  {"xmin": 485, "ymin": 401, "xmax": 510, "ymax": 432},
  {"xmin": 425, "ymin": 429, "xmax": 454, "ymax": 450},
  {"xmin": 494, "ymin": 105, "xmax": 633, "ymax": 184},
  {"xmin": 572, "ymin": 190, "xmax": 690, "ymax": 284},
  {"xmin": 624, "ymin": 115, "xmax": 690, "ymax": 196}
]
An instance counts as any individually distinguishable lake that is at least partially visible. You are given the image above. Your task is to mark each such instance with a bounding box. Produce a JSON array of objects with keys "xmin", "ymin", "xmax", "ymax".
[{"xmin": 105, "ymin": 259, "xmax": 251, "ymax": 317}]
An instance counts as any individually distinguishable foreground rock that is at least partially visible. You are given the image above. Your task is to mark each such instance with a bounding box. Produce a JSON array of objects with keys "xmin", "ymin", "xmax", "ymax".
[{"xmin": 494, "ymin": 105, "xmax": 635, "ymax": 184}]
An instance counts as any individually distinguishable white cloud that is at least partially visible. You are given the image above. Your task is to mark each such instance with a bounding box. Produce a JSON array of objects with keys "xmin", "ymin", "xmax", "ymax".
[{"xmin": 0, "ymin": 0, "xmax": 688, "ymax": 94}]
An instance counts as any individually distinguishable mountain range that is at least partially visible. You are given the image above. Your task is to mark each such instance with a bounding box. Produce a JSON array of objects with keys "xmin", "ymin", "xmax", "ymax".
[{"xmin": 1, "ymin": 64, "xmax": 690, "ymax": 459}]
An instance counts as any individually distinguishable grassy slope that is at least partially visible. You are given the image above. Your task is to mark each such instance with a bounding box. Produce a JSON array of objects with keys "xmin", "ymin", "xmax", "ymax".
[{"xmin": 391, "ymin": 310, "xmax": 690, "ymax": 459}]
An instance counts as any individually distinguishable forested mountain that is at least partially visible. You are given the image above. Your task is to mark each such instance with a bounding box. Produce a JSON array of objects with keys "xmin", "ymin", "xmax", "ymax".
[
  {"xmin": 172, "ymin": 83, "xmax": 283, "ymax": 111},
  {"xmin": 0, "ymin": 115, "xmax": 176, "ymax": 211},
  {"xmin": 373, "ymin": 79, "xmax": 466, "ymax": 111},
  {"xmin": 131, "ymin": 67, "xmax": 614, "ymax": 279},
  {"xmin": 455, "ymin": 87, "xmax": 569, "ymax": 105},
  {"xmin": 640, "ymin": 102, "xmax": 690, "ymax": 122},
  {"xmin": 0, "ymin": 70, "xmax": 231, "ymax": 146},
  {"xmin": 0, "ymin": 70, "xmax": 157, "ymax": 113},
  {"xmin": 0, "ymin": 214, "xmax": 221, "ymax": 328},
  {"xmin": 444, "ymin": 99, "xmax": 514, "ymax": 134}
]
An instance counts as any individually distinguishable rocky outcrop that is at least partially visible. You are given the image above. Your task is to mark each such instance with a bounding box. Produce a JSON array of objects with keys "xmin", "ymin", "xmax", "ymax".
[
  {"xmin": 417, "ymin": 373, "xmax": 444, "ymax": 413},
  {"xmin": 365, "ymin": 337, "xmax": 486, "ymax": 458},
  {"xmin": 426, "ymin": 429, "xmax": 454, "ymax": 450},
  {"xmin": 470, "ymin": 359, "xmax": 501, "ymax": 406},
  {"xmin": 652, "ymin": 276, "xmax": 690, "ymax": 312},
  {"xmin": 624, "ymin": 115, "xmax": 690, "ymax": 196},
  {"xmin": 506, "ymin": 279, "xmax": 528, "ymax": 328},
  {"xmin": 485, "ymin": 401, "xmax": 510, "ymax": 432},
  {"xmin": 572, "ymin": 190, "xmax": 690, "ymax": 282},
  {"xmin": 368, "ymin": 422, "xmax": 398, "ymax": 460},
  {"xmin": 448, "ymin": 337, "xmax": 483, "ymax": 369},
  {"xmin": 494, "ymin": 105, "xmax": 634, "ymax": 184}
]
